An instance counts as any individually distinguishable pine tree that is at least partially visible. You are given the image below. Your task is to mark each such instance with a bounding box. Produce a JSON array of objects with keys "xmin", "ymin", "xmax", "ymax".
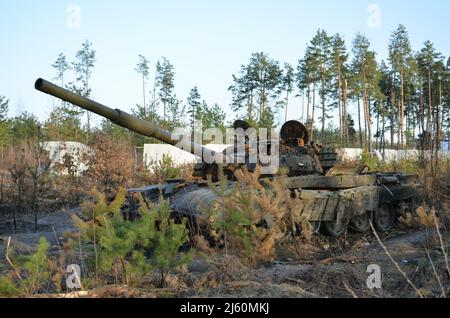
[
  {"xmin": 377, "ymin": 61, "xmax": 393, "ymax": 152},
  {"xmin": 0, "ymin": 96, "xmax": 9, "ymax": 147},
  {"xmin": 52, "ymin": 53, "xmax": 70, "ymax": 88},
  {"xmin": 404, "ymin": 54, "xmax": 420, "ymax": 147},
  {"xmin": 186, "ymin": 86, "xmax": 202, "ymax": 132},
  {"xmin": 444, "ymin": 58, "xmax": 450, "ymax": 141},
  {"xmin": 71, "ymin": 40, "xmax": 96, "ymax": 143},
  {"xmin": 10, "ymin": 112, "xmax": 40, "ymax": 142},
  {"xmin": 249, "ymin": 52, "xmax": 283, "ymax": 123},
  {"xmin": 100, "ymin": 119, "xmax": 131, "ymax": 141},
  {"xmin": 347, "ymin": 53, "xmax": 363, "ymax": 148},
  {"xmin": 296, "ymin": 30, "xmax": 333, "ymax": 140},
  {"xmin": 229, "ymin": 64, "xmax": 257, "ymax": 123},
  {"xmin": 297, "ymin": 46, "xmax": 317, "ymax": 133},
  {"xmin": 0, "ymin": 96, "xmax": 10, "ymax": 204},
  {"xmin": 50, "ymin": 53, "xmax": 82, "ymax": 141},
  {"xmin": 432, "ymin": 60, "xmax": 449, "ymax": 153},
  {"xmin": 309, "ymin": 30, "xmax": 332, "ymax": 140},
  {"xmin": 156, "ymin": 58, "xmax": 175, "ymax": 122},
  {"xmin": 131, "ymin": 99, "xmax": 162, "ymax": 145},
  {"xmin": 351, "ymin": 33, "xmax": 379, "ymax": 153},
  {"xmin": 73, "ymin": 189, "xmax": 191, "ymax": 287},
  {"xmin": 135, "ymin": 55, "xmax": 150, "ymax": 109},
  {"xmin": 0, "ymin": 237, "xmax": 50, "ymax": 297},
  {"xmin": 388, "ymin": 25, "xmax": 412, "ymax": 148},
  {"xmin": 198, "ymin": 101, "xmax": 226, "ymax": 130},
  {"xmin": 45, "ymin": 105, "xmax": 82, "ymax": 141},
  {"xmin": 0, "ymin": 96, "xmax": 8, "ymax": 120},
  {"xmin": 281, "ymin": 63, "xmax": 295, "ymax": 123},
  {"xmin": 151, "ymin": 199, "xmax": 192, "ymax": 288},
  {"xmin": 417, "ymin": 41, "xmax": 444, "ymax": 150},
  {"xmin": 330, "ymin": 34, "xmax": 349, "ymax": 143},
  {"xmin": 167, "ymin": 95, "xmax": 186, "ymax": 129},
  {"xmin": 229, "ymin": 52, "xmax": 282, "ymax": 126}
]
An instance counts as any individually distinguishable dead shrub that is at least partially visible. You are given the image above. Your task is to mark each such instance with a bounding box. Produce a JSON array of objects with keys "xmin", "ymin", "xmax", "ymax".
[
  {"xmin": 137, "ymin": 155, "xmax": 194, "ymax": 186},
  {"xmin": 84, "ymin": 133, "xmax": 134, "ymax": 199},
  {"xmin": 399, "ymin": 206, "xmax": 436, "ymax": 229},
  {"xmin": 208, "ymin": 166, "xmax": 301, "ymax": 266}
]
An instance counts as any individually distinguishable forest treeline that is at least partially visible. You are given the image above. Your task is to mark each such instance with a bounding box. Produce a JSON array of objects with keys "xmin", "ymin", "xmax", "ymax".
[
  {"xmin": 1, "ymin": 25, "xmax": 449, "ymax": 152},
  {"xmin": 229, "ymin": 26, "xmax": 449, "ymax": 153}
]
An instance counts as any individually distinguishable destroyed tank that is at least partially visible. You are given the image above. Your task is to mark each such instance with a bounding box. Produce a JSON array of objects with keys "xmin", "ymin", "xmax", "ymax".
[{"xmin": 35, "ymin": 78, "xmax": 424, "ymax": 237}]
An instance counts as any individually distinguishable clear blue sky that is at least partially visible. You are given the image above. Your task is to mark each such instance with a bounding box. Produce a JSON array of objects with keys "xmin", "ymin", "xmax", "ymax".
[{"xmin": 1, "ymin": 0, "xmax": 449, "ymax": 126}]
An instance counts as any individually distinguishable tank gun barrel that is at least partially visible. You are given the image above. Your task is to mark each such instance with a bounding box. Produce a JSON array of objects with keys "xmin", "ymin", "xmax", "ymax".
[{"xmin": 34, "ymin": 78, "xmax": 218, "ymax": 161}]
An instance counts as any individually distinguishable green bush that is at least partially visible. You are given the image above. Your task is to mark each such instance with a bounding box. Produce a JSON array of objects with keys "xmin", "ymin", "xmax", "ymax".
[
  {"xmin": 147, "ymin": 154, "xmax": 181, "ymax": 182},
  {"xmin": 361, "ymin": 152, "xmax": 379, "ymax": 171},
  {"xmin": 381, "ymin": 159, "xmax": 419, "ymax": 174},
  {"xmin": 0, "ymin": 237, "xmax": 50, "ymax": 297},
  {"xmin": 360, "ymin": 153, "xmax": 419, "ymax": 175},
  {"xmin": 72, "ymin": 188, "xmax": 191, "ymax": 288},
  {"xmin": 152, "ymin": 200, "xmax": 192, "ymax": 287}
]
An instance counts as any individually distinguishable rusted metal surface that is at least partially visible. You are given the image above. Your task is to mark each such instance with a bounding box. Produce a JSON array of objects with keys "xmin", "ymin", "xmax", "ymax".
[
  {"xmin": 326, "ymin": 164, "xmax": 369, "ymax": 176},
  {"xmin": 280, "ymin": 175, "xmax": 377, "ymax": 190},
  {"xmin": 297, "ymin": 186, "xmax": 379, "ymax": 222}
]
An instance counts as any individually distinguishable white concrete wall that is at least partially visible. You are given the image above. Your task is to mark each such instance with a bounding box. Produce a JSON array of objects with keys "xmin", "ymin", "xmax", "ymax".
[
  {"xmin": 338, "ymin": 148, "xmax": 449, "ymax": 162},
  {"xmin": 336, "ymin": 148, "xmax": 363, "ymax": 161},
  {"xmin": 143, "ymin": 144, "xmax": 231, "ymax": 169},
  {"xmin": 43, "ymin": 141, "xmax": 92, "ymax": 175},
  {"xmin": 143, "ymin": 144, "xmax": 450, "ymax": 168}
]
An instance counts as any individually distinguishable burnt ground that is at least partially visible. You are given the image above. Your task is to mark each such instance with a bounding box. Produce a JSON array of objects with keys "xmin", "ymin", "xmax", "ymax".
[
  {"xmin": 0, "ymin": 209, "xmax": 78, "ymax": 262},
  {"xmin": 0, "ymin": 210, "xmax": 449, "ymax": 298}
]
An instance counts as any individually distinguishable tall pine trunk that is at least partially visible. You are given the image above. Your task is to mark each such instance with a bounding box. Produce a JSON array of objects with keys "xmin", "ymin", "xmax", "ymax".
[
  {"xmin": 399, "ymin": 68, "xmax": 405, "ymax": 148},
  {"xmin": 390, "ymin": 90, "xmax": 396, "ymax": 148},
  {"xmin": 142, "ymin": 73, "xmax": 146, "ymax": 108},
  {"xmin": 362, "ymin": 70, "xmax": 372, "ymax": 153},
  {"xmin": 376, "ymin": 108, "xmax": 380, "ymax": 151},
  {"xmin": 301, "ymin": 89, "xmax": 305, "ymax": 122},
  {"xmin": 321, "ymin": 76, "xmax": 326, "ymax": 140},
  {"xmin": 306, "ymin": 85, "xmax": 311, "ymax": 122},
  {"xmin": 285, "ymin": 90, "xmax": 289, "ymax": 123},
  {"xmin": 343, "ymin": 79, "xmax": 348, "ymax": 144},
  {"xmin": 311, "ymin": 84, "xmax": 316, "ymax": 139},
  {"xmin": 337, "ymin": 65, "xmax": 343, "ymax": 140},
  {"xmin": 357, "ymin": 96, "xmax": 363, "ymax": 149},
  {"xmin": 419, "ymin": 82, "xmax": 425, "ymax": 135},
  {"xmin": 85, "ymin": 74, "xmax": 91, "ymax": 144},
  {"xmin": 163, "ymin": 87, "xmax": 168, "ymax": 121},
  {"xmin": 247, "ymin": 90, "xmax": 254, "ymax": 121},
  {"xmin": 427, "ymin": 69, "xmax": 433, "ymax": 150}
]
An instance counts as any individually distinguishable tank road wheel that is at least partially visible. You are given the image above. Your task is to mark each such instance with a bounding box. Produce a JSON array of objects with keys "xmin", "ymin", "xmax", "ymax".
[
  {"xmin": 320, "ymin": 219, "xmax": 347, "ymax": 237},
  {"xmin": 311, "ymin": 221, "xmax": 321, "ymax": 234},
  {"xmin": 350, "ymin": 212, "xmax": 372, "ymax": 233},
  {"xmin": 373, "ymin": 205, "xmax": 395, "ymax": 233}
]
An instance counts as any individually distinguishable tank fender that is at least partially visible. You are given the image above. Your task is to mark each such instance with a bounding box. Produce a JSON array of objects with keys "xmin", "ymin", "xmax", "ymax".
[{"xmin": 298, "ymin": 186, "xmax": 379, "ymax": 222}]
